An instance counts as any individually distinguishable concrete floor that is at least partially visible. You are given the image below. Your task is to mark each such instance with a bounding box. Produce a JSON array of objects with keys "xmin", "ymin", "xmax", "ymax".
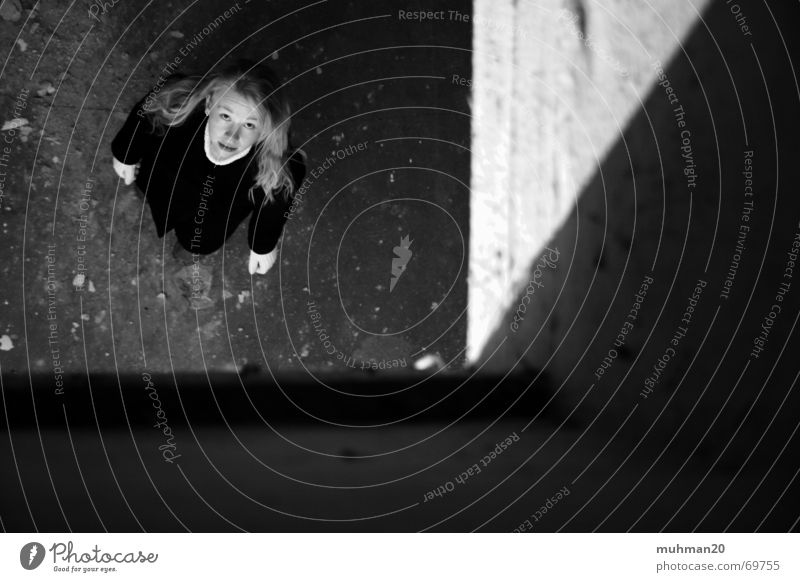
[{"xmin": 0, "ymin": 0, "xmax": 470, "ymax": 376}]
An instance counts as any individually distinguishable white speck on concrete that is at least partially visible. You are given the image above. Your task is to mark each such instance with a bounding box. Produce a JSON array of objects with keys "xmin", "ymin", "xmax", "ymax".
[
  {"xmin": 2, "ymin": 118, "xmax": 28, "ymax": 131},
  {"xmin": 36, "ymin": 82, "xmax": 55, "ymax": 97},
  {"xmin": 414, "ymin": 354, "xmax": 445, "ymax": 371}
]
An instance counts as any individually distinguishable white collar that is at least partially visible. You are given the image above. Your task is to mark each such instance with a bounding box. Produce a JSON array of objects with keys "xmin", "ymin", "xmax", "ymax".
[{"xmin": 204, "ymin": 122, "xmax": 252, "ymax": 165}]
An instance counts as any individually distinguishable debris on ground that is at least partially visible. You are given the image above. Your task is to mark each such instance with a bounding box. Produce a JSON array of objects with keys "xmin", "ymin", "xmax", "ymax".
[
  {"xmin": 2, "ymin": 118, "xmax": 29, "ymax": 132},
  {"xmin": 0, "ymin": 335, "xmax": 14, "ymax": 351},
  {"xmin": 0, "ymin": 0, "xmax": 22, "ymax": 22}
]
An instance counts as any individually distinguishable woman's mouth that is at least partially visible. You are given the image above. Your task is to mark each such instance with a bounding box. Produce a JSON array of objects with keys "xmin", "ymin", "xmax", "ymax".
[{"xmin": 217, "ymin": 142, "xmax": 237, "ymax": 153}]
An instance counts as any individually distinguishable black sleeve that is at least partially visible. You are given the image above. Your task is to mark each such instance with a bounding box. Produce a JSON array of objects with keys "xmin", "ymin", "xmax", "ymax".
[
  {"xmin": 111, "ymin": 96, "xmax": 155, "ymax": 165},
  {"xmin": 247, "ymin": 150, "xmax": 307, "ymax": 254}
]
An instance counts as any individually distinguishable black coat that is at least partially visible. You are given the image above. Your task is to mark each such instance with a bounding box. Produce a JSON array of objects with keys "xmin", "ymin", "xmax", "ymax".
[{"xmin": 111, "ymin": 97, "xmax": 304, "ymax": 254}]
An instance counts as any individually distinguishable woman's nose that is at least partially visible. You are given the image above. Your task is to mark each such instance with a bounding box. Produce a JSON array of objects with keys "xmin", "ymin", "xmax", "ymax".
[{"xmin": 225, "ymin": 126, "xmax": 240, "ymax": 141}]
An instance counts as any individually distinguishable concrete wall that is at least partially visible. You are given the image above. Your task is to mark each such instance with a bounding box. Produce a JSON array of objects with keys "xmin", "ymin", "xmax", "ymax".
[
  {"xmin": 468, "ymin": 0, "xmax": 709, "ymax": 358},
  {"xmin": 472, "ymin": 0, "xmax": 800, "ymax": 468}
]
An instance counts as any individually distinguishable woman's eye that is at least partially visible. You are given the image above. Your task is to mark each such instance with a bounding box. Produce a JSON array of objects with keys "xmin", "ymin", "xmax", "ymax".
[
  {"xmin": 245, "ymin": 123, "xmax": 256, "ymax": 130},
  {"xmin": 220, "ymin": 113, "xmax": 230, "ymax": 120}
]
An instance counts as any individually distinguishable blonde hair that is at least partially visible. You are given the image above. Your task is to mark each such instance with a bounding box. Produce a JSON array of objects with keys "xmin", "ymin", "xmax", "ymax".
[{"xmin": 140, "ymin": 60, "xmax": 298, "ymax": 206}]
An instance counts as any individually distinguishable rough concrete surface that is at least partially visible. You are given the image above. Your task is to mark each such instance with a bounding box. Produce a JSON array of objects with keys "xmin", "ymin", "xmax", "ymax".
[{"xmin": 0, "ymin": 0, "xmax": 470, "ymax": 377}]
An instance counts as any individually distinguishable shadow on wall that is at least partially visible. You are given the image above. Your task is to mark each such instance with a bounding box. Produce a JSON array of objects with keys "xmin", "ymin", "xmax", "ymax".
[{"xmin": 478, "ymin": 0, "xmax": 800, "ymax": 472}]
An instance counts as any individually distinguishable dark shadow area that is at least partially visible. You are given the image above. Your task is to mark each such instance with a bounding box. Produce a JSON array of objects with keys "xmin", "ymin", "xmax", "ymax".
[
  {"xmin": 3, "ymin": 371, "xmax": 784, "ymax": 532},
  {"xmin": 477, "ymin": 0, "xmax": 800, "ymax": 531},
  {"xmin": 3, "ymin": 372, "xmax": 555, "ymax": 426}
]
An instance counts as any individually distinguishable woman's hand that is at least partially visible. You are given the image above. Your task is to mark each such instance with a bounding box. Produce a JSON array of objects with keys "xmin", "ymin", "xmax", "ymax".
[
  {"xmin": 113, "ymin": 156, "xmax": 138, "ymax": 185},
  {"xmin": 248, "ymin": 248, "xmax": 278, "ymax": 275}
]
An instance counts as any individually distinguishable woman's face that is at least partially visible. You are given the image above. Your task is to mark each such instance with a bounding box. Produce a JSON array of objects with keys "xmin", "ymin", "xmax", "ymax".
[{"xmin": 205, "ymin": 88, "xmax": 265, "ymax": 160}]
